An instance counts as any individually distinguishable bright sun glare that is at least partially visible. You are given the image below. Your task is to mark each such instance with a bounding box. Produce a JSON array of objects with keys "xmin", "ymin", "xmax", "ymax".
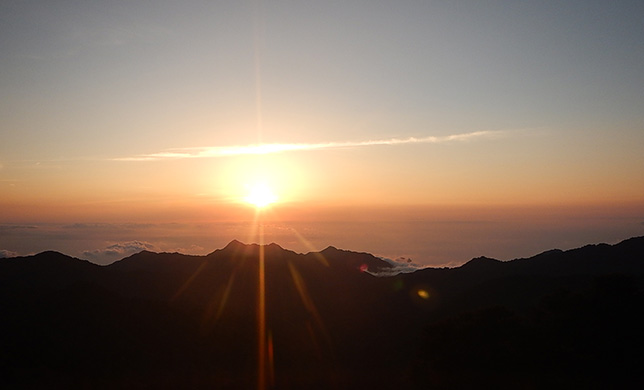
[{"xmin": 244, "ymin": 182, "xmax": 278, "ymax": 208}]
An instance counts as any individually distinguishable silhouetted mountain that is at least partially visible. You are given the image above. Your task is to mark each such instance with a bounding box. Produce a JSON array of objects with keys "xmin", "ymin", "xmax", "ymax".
[{"xmin": 1, "ymin": 237, "xmax": 643, "ymax": 389}]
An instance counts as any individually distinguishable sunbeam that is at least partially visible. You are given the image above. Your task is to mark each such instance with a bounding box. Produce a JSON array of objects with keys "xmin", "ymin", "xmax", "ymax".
[
  {"xmin": 287, "ymin": 261, "xmax": 331, "ymax": 345},
  {"xmin": 199, "ymin": 271, "xmax": 237, "ymax": 331},
  {"xmin": 287, "ymin": 227, "xmax": 330, "ymax": 267},
  {"xmin": 257, "ymin": 224, "xmax": 267, "ymax": 390},
  {"xmin": 170, "ymin": 260, "xmax": 208, "ymax": 303}
]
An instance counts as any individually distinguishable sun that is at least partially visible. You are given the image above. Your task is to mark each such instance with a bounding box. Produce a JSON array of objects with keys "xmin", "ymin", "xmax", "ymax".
[{"xmin": 244, "ymin": 182, "xmax": 278, "ymax": 208}]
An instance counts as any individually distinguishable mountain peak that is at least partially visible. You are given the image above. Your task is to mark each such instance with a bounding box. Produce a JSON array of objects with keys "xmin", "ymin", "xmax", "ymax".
[
  {"xmin": 318, "ymin": 245, "xmax": 394, "ymax": 273},
  {"xmin": 265, "ymin": 242, "xmax": 284, "ymax": 250},
  {"xmin": 459, "ymin": 256, "xmax": 503, "ymax": 270},
  {"xmin": 205, "ymin": 239, "xmax": 256, "ymax": 257},
  {"xmin": 224, "ymin": 239, "xmax": 247, "ymax": 250},
  {"xmin": 219, "ymin": 240, "xmax": 289, "ymax": 253},
  {"xmin": 320, "ymin": 245, "xmax": 340, "ymax": 254}
]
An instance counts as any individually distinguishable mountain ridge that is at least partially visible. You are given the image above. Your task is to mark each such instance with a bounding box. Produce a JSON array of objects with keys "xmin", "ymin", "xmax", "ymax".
[
  {"xmin": 1, "ymin": 236, "xmax": 643, "ymax": 389},
  {"xmin": 3, "ymin": 236, "xmax": 643, "ymax": 273}
]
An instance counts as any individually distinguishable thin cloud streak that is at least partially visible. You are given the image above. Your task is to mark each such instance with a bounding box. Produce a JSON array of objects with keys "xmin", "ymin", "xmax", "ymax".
[{"xmin": 117, "ymin": 130, "xmax": 504, "ymax": 161}]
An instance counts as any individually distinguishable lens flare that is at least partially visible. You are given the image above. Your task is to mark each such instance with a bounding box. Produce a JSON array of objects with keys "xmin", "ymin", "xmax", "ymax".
[{"xmin": 417, "ymin": 289, "xmax": 430, "ymax": 299}]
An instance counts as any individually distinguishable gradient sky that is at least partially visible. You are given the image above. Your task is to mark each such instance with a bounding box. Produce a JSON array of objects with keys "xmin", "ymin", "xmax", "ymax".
[{"xmin": 1, "ymin": 1, "xmax": 643, "ymax": 265}]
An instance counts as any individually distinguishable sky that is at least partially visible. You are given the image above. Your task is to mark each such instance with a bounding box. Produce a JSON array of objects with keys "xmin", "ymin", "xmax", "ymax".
[{"xmin": 1, "ymin": 0, "xmax": 643, "ymax": 266}]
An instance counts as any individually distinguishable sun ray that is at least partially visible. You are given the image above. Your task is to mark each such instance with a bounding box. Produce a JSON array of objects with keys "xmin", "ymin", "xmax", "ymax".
[
  {"xmin": 257, "ymin": 224, "xmax": 267, "ymax": 390},
  {"xmin": 287, "ymin": 261, "xmax": 331, "ymax": 344},
  {"xmin": 170, "ymin": 260, "xmax": 208, "ymax": 302},
  {"xmin": 287, "ymin": 227, "xmax": 330, "ymax": 267}
]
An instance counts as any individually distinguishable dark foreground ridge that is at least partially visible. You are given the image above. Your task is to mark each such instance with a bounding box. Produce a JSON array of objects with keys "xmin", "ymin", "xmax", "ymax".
[{"xmin": 2, "ymin": 237, "xmax": 644, "ymax": 389}]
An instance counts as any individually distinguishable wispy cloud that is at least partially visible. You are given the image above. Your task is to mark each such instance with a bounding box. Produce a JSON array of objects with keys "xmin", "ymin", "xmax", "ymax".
[
  {"xmin": 0, "ymin": 249, "xmax": 18, "ymax": 258},
  {"xmin": 367, "ymin": 256, "xmax": 429, "ymax": 276},
  {"xmin": 82, "ymin": 240, "xmax": 158, "ymax": 260},
  {"xmin": 117, "ymin": 130, "xmax": 504, "ymax": 161}
]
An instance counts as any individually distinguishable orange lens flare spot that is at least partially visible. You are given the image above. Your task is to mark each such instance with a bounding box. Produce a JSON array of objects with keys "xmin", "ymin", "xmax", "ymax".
[{"xmin": 417, "ymin": 289, "xmax": 430, "ymax": 299}]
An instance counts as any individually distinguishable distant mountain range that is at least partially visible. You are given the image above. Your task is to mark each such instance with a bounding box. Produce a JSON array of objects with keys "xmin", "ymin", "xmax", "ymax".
[{"xmin": 2, "ymin": 237, "xmax": 643, "ymax": 389}]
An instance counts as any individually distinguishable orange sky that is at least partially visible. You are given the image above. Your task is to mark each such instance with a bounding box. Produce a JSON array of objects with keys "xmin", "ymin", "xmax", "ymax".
[{"xmin": 1, "ymin": 1, "xmax": 643, "ymax": 263}]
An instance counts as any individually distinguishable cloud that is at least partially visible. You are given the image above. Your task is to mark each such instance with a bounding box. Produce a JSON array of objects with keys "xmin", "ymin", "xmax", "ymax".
[
  {"xmin": 0, "ymin": 225, "xmax": 37, "ymax": 231},
  {"xmin": 368, "ymin": 256, "xmax": 429, "ymax": 276},
  {"xmin": 170, "ymin": 244, "xmax": 206, "ymax": 255},
  {"xmin": 0, "ymin": 249, "xmax": 18, "ymax": 258},
  {"xmin": 117, "ymin": 130, "xmax": 504, "ymax": 161},
  {"xmin": 82, "ymin": 240, "xmax": 158, "ymax": 259}
]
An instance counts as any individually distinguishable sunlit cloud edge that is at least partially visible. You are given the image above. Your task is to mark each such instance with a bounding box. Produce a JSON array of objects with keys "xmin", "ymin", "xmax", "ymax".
[{"xmin": 115, "ymin": 130, "xmax": 506, "ymax": 161}]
